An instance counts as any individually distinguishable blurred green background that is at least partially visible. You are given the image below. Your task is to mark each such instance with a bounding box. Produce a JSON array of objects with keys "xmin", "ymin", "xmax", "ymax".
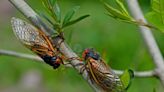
[{"xmin": 0, "ymin": 0, "xmax": 164, "ymax": 92}]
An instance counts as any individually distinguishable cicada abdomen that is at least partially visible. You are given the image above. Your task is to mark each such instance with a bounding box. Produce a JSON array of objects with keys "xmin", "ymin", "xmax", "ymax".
[
  {"xmin": 11, "ymin": 17, "xmax": 62, "ymax": 69},
  {"xmin": 82, "ymin": 48, "xmax": 124, "ymax": 92}
]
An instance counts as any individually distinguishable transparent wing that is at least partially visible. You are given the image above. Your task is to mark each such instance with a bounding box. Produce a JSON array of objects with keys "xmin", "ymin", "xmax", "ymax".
[
  {"xmin": 89, "ymin": 59, "xmax": 112, "ymax": 74},
  {"xmin": 89, "ymin": 59, "xmax": 123, "ymax": 91},
  {"xmin": 11, "ymin": 17, "xmax": 49, "ymax": 48}
]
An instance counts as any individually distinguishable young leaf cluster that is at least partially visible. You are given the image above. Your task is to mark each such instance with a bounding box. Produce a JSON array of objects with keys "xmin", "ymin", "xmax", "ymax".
[
  {"xmin": 41, "ymin": 0, "xmax": 89, "ymax": 34},
  {"xmin": 103, "ymin": 0, "xmax": 158, "ymax": 31},
  {"xmin": 146, "ymin": 0, "xmax": 164, "ymax": 32},
  {"xmin": 103, "ymin": 0, "xmax": 134, "ymax": 23}
]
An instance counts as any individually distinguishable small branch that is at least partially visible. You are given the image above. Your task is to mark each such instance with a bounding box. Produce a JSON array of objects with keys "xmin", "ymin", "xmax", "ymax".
[
  {"xmin": 114, "ymin": 70, "xmax": 155, "ymax": 77},
  {"xmin": 0, "ymin": 50, "xmax": 156, "ymax": 77},
  {"xmin": 127, "ymin": 0, "xmax": 164, "ymax": 86},
  {"xmin": 0, "ymin": 49, "xmax": 43, "ymax": 62},
  {"xmin": 0, "ymin": 49, "xmax": 72, "ymax": 68}
]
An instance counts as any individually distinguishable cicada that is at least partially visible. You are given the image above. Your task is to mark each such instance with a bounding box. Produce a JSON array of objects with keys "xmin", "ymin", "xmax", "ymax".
[
  {"xmin": 82, "ymin": 48, "xmax": 124, "ymax": 92},
  {"xmin": 11, "ymin": 17, "xmax": 63, "ymax": 69}
]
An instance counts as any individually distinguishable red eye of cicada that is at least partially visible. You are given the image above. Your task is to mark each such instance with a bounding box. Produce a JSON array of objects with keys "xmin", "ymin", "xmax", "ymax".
[
  {"xmin": 11, "ymin": 17, "xmax": 63, "ymax": 69},
  {"xmin": 83, "ymin": 48, "xmax": 100, "ymax": 60}
]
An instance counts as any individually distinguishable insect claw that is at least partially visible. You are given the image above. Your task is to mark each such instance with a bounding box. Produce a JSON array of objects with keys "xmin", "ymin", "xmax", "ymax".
[
  {"xmin": 71, "ymin": 62, "xmax": 86, "ymax": 74},
  {"xmin": 67, "ymin": 57, "xmax": 83, "ymax": 61},
  {"xmin": 79, "ymin": 64, "xmax": 86, "ymax": 74}
]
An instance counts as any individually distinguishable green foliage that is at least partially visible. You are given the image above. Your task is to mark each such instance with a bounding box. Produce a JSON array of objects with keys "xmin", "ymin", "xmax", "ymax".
[
  {"xmin": 146, "ymin": 0, "xmax": 164, "ymax": 32},
  {"xmin": 120, "ymin": 69, "xmax": 134, "ymax": 90},
  {"xmin": 103, "ymin": 0, "xmax": 135, "ymax": 23},
  {"xmin": 63, "ymin": 6, "xmax": 80, "ymax": 26},
  {"xmin": 151, "ymin": 0, "xmax": 164, "ymax": 22},
  {"xmin": 62, "ymin": 15, "xmax": 90, "ymax": 28},
  {"xmin": 103, "ymin": 0, "xmax": 158, "ymax": 30},
  {"xmin": 41, "ymin": 0, "xmax": 89, "ymax": 34},
  {"xmin": 42, "ymin": 0, "xmax": 60, "ymax": 22}
]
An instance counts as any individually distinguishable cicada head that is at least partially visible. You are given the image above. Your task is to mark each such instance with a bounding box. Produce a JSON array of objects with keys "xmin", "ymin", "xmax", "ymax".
[
  {"xmin": 82, "ymin": 48, "xmax": 100, "ymax": 61},
  {"xmin": 41, "ymin": 55, "xmax": 62, "ymax": 69}
]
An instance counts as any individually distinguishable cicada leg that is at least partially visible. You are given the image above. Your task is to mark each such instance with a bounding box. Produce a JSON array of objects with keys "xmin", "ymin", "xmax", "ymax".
[
  {"xmin": 62, "ymin": 56, "xmax": 86, "ymax": 74},
  {"xmin": 66, "ymin": 57, "xmax": 83, "ymax": 61},
  {"xmin": 57, "ymin": 56, "xmax": 64, "ymax": 64},
  {"xmin": 79, "ymin": 64, "xmax": 87, "ymax": 74},
  {"xmin": 55, "ymin": 55, "xmax": 72, "ymax": 66}
]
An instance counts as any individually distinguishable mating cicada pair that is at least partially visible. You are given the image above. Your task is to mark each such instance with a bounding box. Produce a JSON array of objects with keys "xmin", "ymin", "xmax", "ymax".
[
  {"xmin": 11, "ymin": 17, "xmax": 63, "ymax": 69},
  {"xmin": 82, "ymin": 48, "xmax": 124, "ymax": 92},
  {"xmin": 11, "ymin": 17, "xmax": 125, "ymax": 92}
]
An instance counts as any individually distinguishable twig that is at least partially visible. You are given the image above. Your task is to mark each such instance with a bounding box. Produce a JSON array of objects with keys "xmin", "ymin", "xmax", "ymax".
[
  {"xmin": 0, "ymin": 49, "xmax": 72, "ymax": 68},
  {"xmin": 8, "ymin": 0, "xmax": 102, "ymax": 91},
  {"xmin": 0, "ymin": 49, "xmax": 156, "ymax": 77},
  {"xmin": 114, "ymin": 70, "xmax": 155, "ymax": 77},
  {"xmin": 126, "ymin": 0, "xmax": 164, "ymax": 86},
  {"xmin": 0, "ymin": 49, "xmax": 42, "ymax": 62}
]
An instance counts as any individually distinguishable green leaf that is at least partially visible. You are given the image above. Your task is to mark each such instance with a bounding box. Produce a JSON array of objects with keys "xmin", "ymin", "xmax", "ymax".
[
  {"xmin": 41, "ymin": 0, "xmax": 52, "ymax": 15},
  {"xmin": 49, "ymin": 0, "xmax": 56, "ymax": 6},
  {"xmin": 146, "ymin": 12, "xmax": 164, "ymax": 32},
  {"xmin": 41, "ymin": 0, "xmax": 49, "ymax": 10},
  {"xmin": 53, "ymin": 1, "xmax": 61, "ymax": 22},
  {"xmin": 63, "ymin": 6, "xmax": 80, "ymax": 25},
  {"xmin": 62, "ymin": 14, "xmax": 90, "ymax": 28},
  {"xmin": 39, "ymin": 12, "xmax": 60, "ymax": 31},
  {"xmin": 120, "ymin": 69, "xmax": 134, "ymax": 90},
  {"xmin": 145, "ymin": 0, "xmax": 164, "ymax": 32},
  {"xmin": 104, "ymin": 3, "xmax": 132, "ymax": 21},
  {"xmin": 151, "ymin": 0, "xmax": 164, "ymax": 24},
  {"xmin": 116, "ymin": 0, "xmax": 129, "ymax": 16},
  {"xmin": 39, "ymin": 12, "xmax": 54, "ymax": 26}
]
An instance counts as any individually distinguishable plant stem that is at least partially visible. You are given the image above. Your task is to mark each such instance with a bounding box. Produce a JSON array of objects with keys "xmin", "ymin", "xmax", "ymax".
[
  {"xmin": 127, "ymin": 0, "xmax": 164, "ymax": 86},
  {"xmin": 0, "ymin": 49, "xmax": 156, "ymax": 77}
]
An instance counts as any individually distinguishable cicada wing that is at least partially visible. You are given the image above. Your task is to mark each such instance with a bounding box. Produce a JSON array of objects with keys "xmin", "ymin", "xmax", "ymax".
[
  {"xmin": 11, "ymin": 17, "xmax": 49, "ymax": 48},
  {"xmin": 90, "ymin": 59, "xmax": 124, "ymax": 91}
]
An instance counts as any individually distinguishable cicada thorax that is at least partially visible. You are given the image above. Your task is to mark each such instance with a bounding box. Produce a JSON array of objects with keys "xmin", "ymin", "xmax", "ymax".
[
  {"xmin": 82, "ymin": 48, "xmax": 124, "ymax": 92},
  {"xmin": 11, "ymin": 17, "xmax": 63, "ymax": 69}
]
